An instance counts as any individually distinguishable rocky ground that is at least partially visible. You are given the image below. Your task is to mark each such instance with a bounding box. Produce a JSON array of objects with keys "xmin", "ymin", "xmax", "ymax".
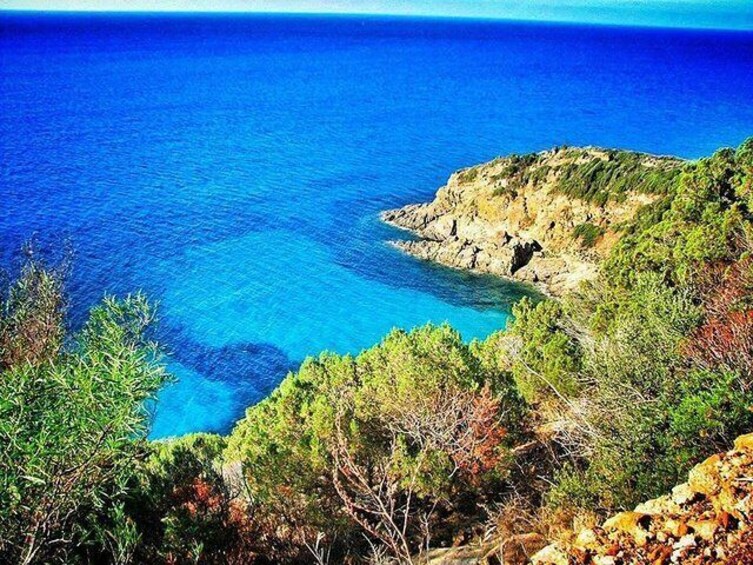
[
  {"xmin": 382, "ymin": 147, "xmax": 679, "ymax": 295},
  {"xmin": 426, "ymin": 434, "xmax": 753, "ymax": 564},
  {"xmin": 532, "ymin": 434, "xmax": 753, "ymax": 564}
]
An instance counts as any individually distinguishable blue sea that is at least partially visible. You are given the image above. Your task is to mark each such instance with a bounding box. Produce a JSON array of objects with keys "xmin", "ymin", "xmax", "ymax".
[{"xmin": 1, "ymin": 13, "xmax": 752, "ymax": 438}]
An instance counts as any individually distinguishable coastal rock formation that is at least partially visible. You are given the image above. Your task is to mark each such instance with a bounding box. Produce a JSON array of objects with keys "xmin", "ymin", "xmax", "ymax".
[{"xmin": 382, "ymin": 147, "xmax": 682, "ymax": 295}]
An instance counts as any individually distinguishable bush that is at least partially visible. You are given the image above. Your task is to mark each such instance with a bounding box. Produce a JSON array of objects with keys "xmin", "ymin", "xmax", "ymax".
[
  {"xmin": 552, "ymin": 149, "xmax": 682, "ymax": 205},
  {"xmin": 603, "ymin": 139, "xmax": 753, "ymax": 288},
  {"xmin": 0, "ymin": 252, "xmax": 169, "ymax": 564},
  {"xmin": 573, "ymin": 222, "xmax": 605, "ymax": 248},
  {"xmin": 5, "ymin": 138, "xmax": 753, "ymax": 560},
  {"xmin": 552, "ymin": 275, "xmax": 699, "ymax": 506},
  {"xmin": 125, "ymin": 434, "xmax": 259, "ymax": 564},
  {"xmin": 225, "ymin": 324, "xmax": 526, "ymax": 561},
  {"xmin": 458, "ymin": 166, "xmax": 479, "ymax": 183},
  {"xmin": 508, "ymin": 298, "xmax": 583, "ymax": 403},
  {"xmin": 0, "ymin": 245, "xmax": 67, "ymax": 371}
]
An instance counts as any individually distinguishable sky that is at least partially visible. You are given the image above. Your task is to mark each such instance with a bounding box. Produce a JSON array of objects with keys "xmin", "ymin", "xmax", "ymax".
[{"xmin": 1, "ymin": 1, "xmax": 751, "ymax": 30}]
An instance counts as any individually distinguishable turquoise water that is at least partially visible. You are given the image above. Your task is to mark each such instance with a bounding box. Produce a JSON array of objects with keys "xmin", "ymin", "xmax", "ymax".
[{"xmin": 1, "ymin": 14, "xmax": 752, "ymax": 437}]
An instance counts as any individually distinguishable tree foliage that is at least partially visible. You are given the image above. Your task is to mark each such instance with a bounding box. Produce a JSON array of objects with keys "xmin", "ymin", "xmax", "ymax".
[
  {"xmin": 0, "ymin": 254, "xmax": 169, "ymax": 564},
  {"xmin": 4, "ymin": 138, "xmax": 753, "ymax": 562},
  {"xmin": 225, "ymin": 324, "xmax": 526, "ymax": 561}
]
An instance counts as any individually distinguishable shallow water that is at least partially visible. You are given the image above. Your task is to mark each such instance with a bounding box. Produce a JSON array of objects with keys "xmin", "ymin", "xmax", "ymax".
[{"xmin": 1, "ymin": 13, "xmax": 752, "ymax": 437}]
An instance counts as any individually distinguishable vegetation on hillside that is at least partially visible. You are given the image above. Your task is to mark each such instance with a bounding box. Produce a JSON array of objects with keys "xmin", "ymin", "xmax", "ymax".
[
  {"xmin": 508, "ymin": 139, "xmax": 753, "ymax": 516},
  {"xmin": 225, "ymin": 324, "xmax": 526, "ymax": 561},
  {"xmin": 552, "ymin": 148, "xmax": 682, "ymax": 205},
  {"xmin": 487, "ymin": 147, "xmax": 682, "ymax": 206},
  {"xmin": 1, "ymin": 138, "xmax": 752, "ymax": 563},
  {"xmin": 572, "ymin": 222, "xmax": 605, "ymax": 248}
]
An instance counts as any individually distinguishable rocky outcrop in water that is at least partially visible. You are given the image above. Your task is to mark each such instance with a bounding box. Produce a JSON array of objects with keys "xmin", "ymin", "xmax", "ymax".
[{"xmin": 382, "ymin": 147, "xmax": 682, "ymax": 295}]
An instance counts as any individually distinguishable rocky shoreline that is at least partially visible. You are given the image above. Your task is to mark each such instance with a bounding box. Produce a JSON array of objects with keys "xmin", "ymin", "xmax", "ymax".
[{"xmin": 382, "ymin": 146, "xmax": 681, "ymax": 295}]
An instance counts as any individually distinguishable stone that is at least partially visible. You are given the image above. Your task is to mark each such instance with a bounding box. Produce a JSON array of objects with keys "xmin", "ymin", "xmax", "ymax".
[
  {"xmin": 671, "ymin": 483, "xmax": 698, "ymax": 506},
  {"xmin": 664, "ymin": 518, "xmax": 689, "ymax": 538},
  {"xmin": 604, "ymin": 543, "xmax": 620, "ymax": 556},
  {"xmin": 734, "ymin": 433, "xmax": 753, "ymax": 451},
  {"xmin": 688, "ymin": 519, "xmax": 718, "ymax": 542},
  {"xmin": 380, "ymin": 147, "xmax": 668, "ymax": 296},
  {"xmin": 672, "ymin": 534, "xmax": 697, "ymax": 551},
  {"xmin": 603, "ymin": 511, "xmax": 652, "ymax": 546},
  {"xmin": 717, "ymin": 511, "xmax": 734, "ymax": 530},
  {"xmin": 688, "ymin": 454, "xmax": 722, "ymax": 496},
  {"xmin": 573, "ymin": 528, "xmax": 599, "ymax": 551},
  {"xmin": 530, "ymin": 544, "xmax": 569, "ymax": 565},
  {"xmin": 648, "ymin": 545, "xmax": 672, "ymax": 564},
  {"xmin": 636, "ymin": 495, "xmax": 679, "ymax": 515}
]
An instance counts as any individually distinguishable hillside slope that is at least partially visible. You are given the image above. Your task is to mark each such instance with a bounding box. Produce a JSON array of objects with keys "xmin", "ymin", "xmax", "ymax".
[
  {"xmin": 426, "ymin": 434, "xmax": 753, "ymax": 564},
  {"xmin": 532, "ymin": 433, "xmax": 753, "ymax": 564},
  {"xmin": 382, "ymin": 147, "xmax": 682, "ymax": 295}
]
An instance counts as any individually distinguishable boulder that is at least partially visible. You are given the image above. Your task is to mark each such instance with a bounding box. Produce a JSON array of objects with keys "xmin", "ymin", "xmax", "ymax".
[
  {"xmin": 688, "ymin": 454, "xmax": 722, "ymax": 497},
  {"xmin": 530, "ymin": 544, "xmax": 569, "ymax": 565},
  {"xmin": 602, "ymin": 511, "xmax": 653, "ymax": 546},
  {"xmin": 734, "ymin": 433, "xmax": 753, "ymax": 451},
  {"xmin": 671, "ymin": 483, "xmax": 698, "ymax": 506}
]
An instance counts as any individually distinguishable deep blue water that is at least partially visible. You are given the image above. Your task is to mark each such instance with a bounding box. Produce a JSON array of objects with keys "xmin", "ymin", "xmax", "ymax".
[{"xmin": 1, "ymin": 13, "xmax": 752, "ymax": 437}]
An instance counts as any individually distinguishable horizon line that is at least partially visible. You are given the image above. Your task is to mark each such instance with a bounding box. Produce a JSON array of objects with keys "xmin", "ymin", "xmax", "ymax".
[{"xmin": 1, "ymin": 7, "xmax": 752, "ymax": 33}]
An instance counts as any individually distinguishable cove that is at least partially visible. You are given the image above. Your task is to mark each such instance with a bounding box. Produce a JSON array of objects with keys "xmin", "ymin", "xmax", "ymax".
[{"xmin": 1, "ymin": 13, "xmax": 752, "ymax": 437}]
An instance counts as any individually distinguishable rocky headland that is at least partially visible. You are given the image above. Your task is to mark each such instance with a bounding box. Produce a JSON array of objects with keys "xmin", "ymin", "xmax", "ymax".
[{"xmin": 382, "ymin": 146, "xmax": 683, "ymax": 295}]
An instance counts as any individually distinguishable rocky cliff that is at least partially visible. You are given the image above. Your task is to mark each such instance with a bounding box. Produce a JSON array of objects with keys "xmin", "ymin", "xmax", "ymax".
[{"xmin": 382, "ymin": 147, "xmax": 682, "ymax": 295}]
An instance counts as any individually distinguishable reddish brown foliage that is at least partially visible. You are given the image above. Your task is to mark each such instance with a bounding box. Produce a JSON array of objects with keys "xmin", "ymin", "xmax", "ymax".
[
  {"xmin": 330, "ymin": 384, "xmax": 511, "ymax": 561},
  {"xmin": 454, "ymin": 385, "xmax": 508, "ymax": 479},
  {"xmin": 685, "ymin": 258, "xmax": 753, "ymax": 380},
  {"xmin": 164, "ymin": 477, "xmax": 260, "ymax": 565},
  {"xmin": 0, "ymin": 260, "xmax": 66, "ymax": 370},
  {"xmin": 693, "ymin": 257, "xmax": 753, "ymax": 318},
  {"xmin": 173, "ymin": 478, "xmax": 226, "ymax": 518}
]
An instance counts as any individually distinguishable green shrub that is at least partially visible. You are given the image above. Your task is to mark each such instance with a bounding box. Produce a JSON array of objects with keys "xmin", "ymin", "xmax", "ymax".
[
  {"xmin": 573, "ymin": 222, "xmax": 605, "ymax": 248},
  {"xmin": 459, "ymin": 166, "xmax": 479, "ymax": 183},
  {"xmin": 225, "ymin": 324, "xmax": 526, "ymax": 561},
  {"xmin": 508, "ymin": 298, "xmax": 583, "ymax": 403},
  {"xmin": 552, "ymin": 149, "xmax": 682, "ymax": 205},
  {"xmin": 492, "ymin": 185, "xmax": 518, "ymax": 199},
  {"xmin": 0, "ymin": 264, "xmax": 169, "ymax": 564},
  {"xmin": 0, "ymin": 246, "xmax": 67, "ymax": 370},
  {"xmin": 603, "ymin": 139, "xmax": 753, "ymax": 288},
  {"xmin": 487, "ymin": 148, "xmax": 682, "ymax": 206},
  {"xmin": 124, "ymin": 434, "xmax": 261, "ymax": 564},
  {"xmin": 544, "ymin": 273, "xmax": 744, "ymax": 513},
  {"xmin": 5, "ymin": 138, "xmax": 753, "ymax": 560}
]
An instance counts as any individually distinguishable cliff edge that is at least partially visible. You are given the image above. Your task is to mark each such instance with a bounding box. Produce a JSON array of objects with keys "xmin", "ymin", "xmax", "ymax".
[{"xmin": 382, "ymin": 147, "xmax": 682, "ymax": 295}]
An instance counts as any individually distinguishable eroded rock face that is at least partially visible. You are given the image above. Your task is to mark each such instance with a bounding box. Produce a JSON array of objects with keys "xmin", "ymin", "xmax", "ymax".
[
  {"xmin": 382, "ymin": 147, "xmax": 678, "ymax": 295},
  {"xmin": 532, "ymin": 432, "xmax": 753, "ymax": 564}
]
